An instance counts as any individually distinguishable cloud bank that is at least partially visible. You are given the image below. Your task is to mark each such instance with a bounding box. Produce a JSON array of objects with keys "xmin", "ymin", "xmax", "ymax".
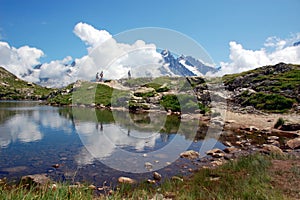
[
  {"xmin": 216, "ymin": 33, "xmax": 300, "ymax": 75},
  {"xmin": 0, "ymin": 22, "xmax": 299, "ymax": 87},
  {"xmin": 0, "ymin": 41, "xmax": 44, "ymax": 78}
]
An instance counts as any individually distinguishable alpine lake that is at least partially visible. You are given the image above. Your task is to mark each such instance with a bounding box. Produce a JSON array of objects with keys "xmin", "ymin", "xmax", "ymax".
[{"xmin": 0, "ymin": 101, "xmax": 225, "ymax": 186}]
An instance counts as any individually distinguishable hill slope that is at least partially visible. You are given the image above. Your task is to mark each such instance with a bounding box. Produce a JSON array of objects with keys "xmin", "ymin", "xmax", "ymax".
[
  {"xmin": 223, "ymin": 63, "xmax": 300, "ymax": 112},
  {"xmin": 0, "ymin": 67, "xmax": 53, "ymax": 100}
]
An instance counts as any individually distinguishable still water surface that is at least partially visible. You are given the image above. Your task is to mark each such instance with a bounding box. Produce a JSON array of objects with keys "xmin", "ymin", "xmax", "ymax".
[{"xmin": 0, "ymin": 101, "xmax": 224, "ymax": 185}]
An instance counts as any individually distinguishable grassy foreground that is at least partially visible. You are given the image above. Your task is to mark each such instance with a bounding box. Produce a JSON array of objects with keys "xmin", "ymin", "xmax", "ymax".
[{"xmin": 1, "ymin": 153, "xmax": 296, "ymax": 200}]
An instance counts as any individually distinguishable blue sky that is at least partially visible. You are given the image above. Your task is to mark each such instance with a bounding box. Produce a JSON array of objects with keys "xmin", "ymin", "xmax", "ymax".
[
  {"xmin": 1, "ymin": 0, "xmax": 299, "ymax": 63},
  {"xmin": 0, "ymin": 0, "xmax": 299, "ymax": 87}
]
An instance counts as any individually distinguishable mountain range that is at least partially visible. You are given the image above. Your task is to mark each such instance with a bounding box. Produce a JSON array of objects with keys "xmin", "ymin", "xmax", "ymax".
[{"xmin": 23, "ymin": 50, "xmax": 218, "ymax": 87}]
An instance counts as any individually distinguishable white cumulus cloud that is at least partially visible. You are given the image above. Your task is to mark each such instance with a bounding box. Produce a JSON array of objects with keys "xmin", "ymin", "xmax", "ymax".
[
  {"xmin": 73, "ymin": 22, "xmax": 112, "ymax": 51},
  {"xmin": 71, "ymin": 22, "xmax": 163, "ymax": 81},
  {"xmin": 215, "ymin": 33, "xmax": 300, "ymax": 76},
  {"xmin": 0, "ymin": 41, "xmax": 44, "ymax": 77}
]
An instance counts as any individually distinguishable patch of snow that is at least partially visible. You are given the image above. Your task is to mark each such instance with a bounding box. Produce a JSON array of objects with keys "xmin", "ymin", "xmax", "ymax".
[{"xmin": 178, "ymin": 59, "xmax": 203, "ymax": 76}]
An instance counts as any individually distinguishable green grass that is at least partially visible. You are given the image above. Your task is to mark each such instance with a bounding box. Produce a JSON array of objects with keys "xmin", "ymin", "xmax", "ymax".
[
  {"xmin": 240, "ymin": 92, "xmax": 295, "ymax": 113},
  {"xmin": 0, "ymin": 183, "xmax": 94, "ymax": 200},
  {"xmin": 114, "ymin": 154, "xmax": 285, "ymax": 199},
  {"xmin": 160, "ymin": 94, "xmax": 209, "ymax": 114},
  {"xmin": 142, "ymin": 82, "xmax": 170, "ymax": 93},
  {"xmin": 0, "ymin": 154, "xmax": 290, "ymax": 199},
  {"xmin": 133, "ymin": 89, "xmax": 156, "ymax": 98},
  {"xmin": 49, "ymin": 82, "xmax": 130, "ymax": 107},
  {"xmin": 0, "ymin": 67, "xmax": 53, "ymax": 100}
]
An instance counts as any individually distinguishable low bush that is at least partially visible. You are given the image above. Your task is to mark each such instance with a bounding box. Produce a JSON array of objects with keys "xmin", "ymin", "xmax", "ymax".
[{"xmin": 241, "ymin": 92, "xmax": 295, "ymax": 112}]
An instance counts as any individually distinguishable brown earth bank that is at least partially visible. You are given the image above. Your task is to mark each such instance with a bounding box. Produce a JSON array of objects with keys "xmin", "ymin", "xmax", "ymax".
[{"xmin": 270, "ymin": 157, "xmax": 300, "ymax": 200}]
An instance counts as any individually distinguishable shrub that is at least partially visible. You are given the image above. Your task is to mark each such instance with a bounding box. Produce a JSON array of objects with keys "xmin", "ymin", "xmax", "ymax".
[
  {"xmin": 274, "ymin": 117, "xmax": 285, "ymax": 129},
  {"xmin": 160, "ymin": 94, "xmax": 209, "ymax": 113}
]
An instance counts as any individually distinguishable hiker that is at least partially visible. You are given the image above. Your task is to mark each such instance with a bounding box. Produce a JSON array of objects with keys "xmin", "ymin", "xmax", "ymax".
[
  {"xmin": 96, "ymin": 72, "xmax": 99, "ymax": 82},
  {"xmin": 128, "ymin": 70, "xmax": 131, "ymax": 79},
  {"xmin": 100, "ymin": 71, "xmax": 103, "ymax": 82}
]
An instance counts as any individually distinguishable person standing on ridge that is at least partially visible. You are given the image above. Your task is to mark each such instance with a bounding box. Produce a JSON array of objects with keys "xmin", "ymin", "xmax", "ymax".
[
  {"xmin": 100, "ymin": 71, "xmax": 103, "ymax": 82},
  {"xmin": 96, "ymin": 72, "xmax": 99, "ymax": 82},
  {"xmin": 128, "ymin": 70, "xmax": 131, "ymax": 79}
]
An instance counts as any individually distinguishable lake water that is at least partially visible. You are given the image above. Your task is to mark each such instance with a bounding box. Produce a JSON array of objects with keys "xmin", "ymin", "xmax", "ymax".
[{"xmin": 0, "ymin": 101, "xmax": 225, "ymax": 185}]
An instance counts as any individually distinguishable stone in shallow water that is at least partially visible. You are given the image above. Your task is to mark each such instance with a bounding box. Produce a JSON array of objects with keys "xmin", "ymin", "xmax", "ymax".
[
  {"xmin": 206, "ymin": 148, "xmax": 225, "ymax": 158},
  {"xmin": 145, "ymin": 162, "xmax": 153, "ymax": 170},
  {"xmin": 180, "ymin": 150, "xmax": 199, "ymax": 159},
  {"xmin": 118, "ymin": 176, "xmax": 136, "ymax": 184},
  {"xmin": 153, "ymin": 172, "xmax": 162, "ymax": 181},
  {"xmin": 147, "ymin": 179, "xmax": 156, "ymax": 184},
  {"xmin": 21, "ymin": 174, "xmax": 51, "ymax": 187}
]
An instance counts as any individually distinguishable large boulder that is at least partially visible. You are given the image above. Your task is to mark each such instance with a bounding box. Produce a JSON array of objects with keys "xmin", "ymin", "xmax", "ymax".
[
  {"xmin": 134, "ymin": 87, "xmax": 156, "ymax": 98},
  {"xmin": 280, "ymin": 124, "xmax": 300, "ymax": 131},
  {"xmin": 262, "ymin": 144, "xmax": 284, "ymax": 155},
  {"xmin": 286, "ymin": 138, "xmax": 300, "ymax": 149}
]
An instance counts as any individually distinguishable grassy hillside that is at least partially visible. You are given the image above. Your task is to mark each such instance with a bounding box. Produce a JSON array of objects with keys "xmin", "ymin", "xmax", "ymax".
[
  {"xmin": 223, "ymin": 63, "xmax": 300, "ymax": 112},
  {"xmin": 0, "ymin": 67, "xmax": 53, "ymax": 100}
]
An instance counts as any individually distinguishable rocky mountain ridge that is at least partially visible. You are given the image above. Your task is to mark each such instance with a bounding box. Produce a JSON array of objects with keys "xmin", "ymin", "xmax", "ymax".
[{"xmin": 160, "ymin": 49, "xmax": 218, "ymax": 76}]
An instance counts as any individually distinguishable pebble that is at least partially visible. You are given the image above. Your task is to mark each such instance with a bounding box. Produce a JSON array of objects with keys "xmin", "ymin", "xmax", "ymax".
[
  {"xmin": 145, "ymin": 162, "xmax": 153, "ymax": 169},
  {"xmin": 52, "ymin": 164, "xmax": 60, "ymax": 168},
  {"xmin": 118, "ymin": 177, "xmax": 136, "ymax": 184},
  {"xmin": 153, "ymin": 172, "xmax": 162, "ymax": 181},
  {"xmin": 267, "ymin": 136, "xmax": 279, "ymax": 140},
  {"xmin": 88, "ymin": 184, "xmax": 96, "ymax": 190},
  {"xmin": 147, "ymin": 179, "xmax": 156, "ymax": 184}
]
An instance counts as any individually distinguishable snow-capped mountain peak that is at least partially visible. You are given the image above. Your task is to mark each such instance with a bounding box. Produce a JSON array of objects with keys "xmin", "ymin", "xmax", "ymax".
[{"xmin": 159, "ymin": 50, "xmax": 218, "ymax": 77}]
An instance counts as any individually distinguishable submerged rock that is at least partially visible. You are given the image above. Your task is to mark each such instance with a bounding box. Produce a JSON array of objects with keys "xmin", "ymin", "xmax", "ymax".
[{"xmin": 145, "ymin": 162, "xmax": 153, "ymax": 170}]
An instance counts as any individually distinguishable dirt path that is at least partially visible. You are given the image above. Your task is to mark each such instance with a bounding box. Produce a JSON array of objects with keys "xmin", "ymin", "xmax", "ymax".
[{"xmin": 224, "ymin": 111, "xmax": 300, "ymax": 130}]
